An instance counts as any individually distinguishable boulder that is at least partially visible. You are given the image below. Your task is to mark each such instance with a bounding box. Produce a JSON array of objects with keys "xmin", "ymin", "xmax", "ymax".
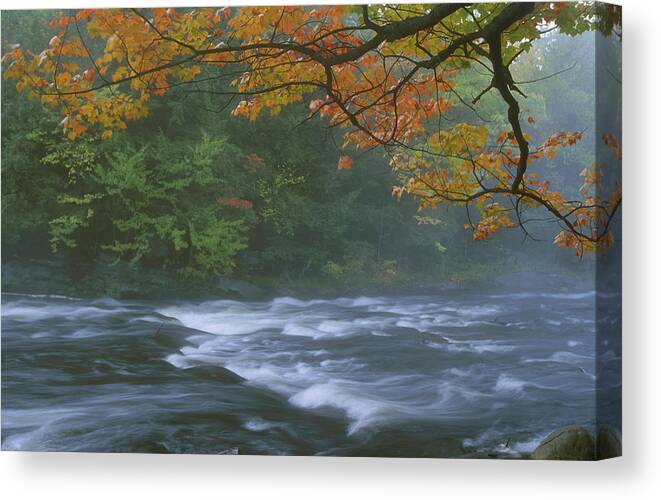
[
  {"xmin": 597, "ymin": 425, "xmax": 622, "ymax": 460},
  {"xmin": 531, "ymin": 426, "xmax": 596, "ymax": 460}
]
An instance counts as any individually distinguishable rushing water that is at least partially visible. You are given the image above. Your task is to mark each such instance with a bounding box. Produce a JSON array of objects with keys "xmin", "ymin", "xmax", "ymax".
[{"xmin": 1, "ymin": 288, "xmax": 600, "ymax": 457}]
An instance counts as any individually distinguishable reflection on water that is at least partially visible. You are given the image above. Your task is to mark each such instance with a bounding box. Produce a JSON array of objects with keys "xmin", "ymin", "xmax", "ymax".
[{"xmin": 1, "ymin": 288, "xmax": 614, "ymax": 457}]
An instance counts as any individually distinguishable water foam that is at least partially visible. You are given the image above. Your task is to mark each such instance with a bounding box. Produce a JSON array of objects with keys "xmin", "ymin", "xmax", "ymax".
[
  {"xmin": 152, "ymin": 291, "xmax": 595, "ymax": 439},
  {"xmin": 288, "ymin": 382, "xmax": 399, "ymax": 435}
]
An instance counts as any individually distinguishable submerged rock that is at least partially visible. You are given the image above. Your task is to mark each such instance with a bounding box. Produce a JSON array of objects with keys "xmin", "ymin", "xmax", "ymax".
[
  {"xmin": 531, "ymin": 426, "xmax": 595, "ymax": 460},
  {"xmin": 597, "ymin": 425, "xmax": 622, "ymax": 459}
]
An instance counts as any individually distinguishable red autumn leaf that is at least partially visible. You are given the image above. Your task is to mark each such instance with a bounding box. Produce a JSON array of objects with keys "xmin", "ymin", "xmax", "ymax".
[
  {"xmin": 217, "ymin": 197, "xmax": 253, "ymax": 209},
  {"xmin": 337, "ymin": 155, "xmax": 353, "ymax": 171},
  {"xmin": 244, "ymin": 153, "xmax": 265, "ymax": 173}
]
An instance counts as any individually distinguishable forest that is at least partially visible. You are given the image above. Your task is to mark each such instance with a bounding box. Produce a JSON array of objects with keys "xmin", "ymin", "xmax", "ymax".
[{"xmin": 1, "ymin": 5, "xmax": 620, "ymax": 298}]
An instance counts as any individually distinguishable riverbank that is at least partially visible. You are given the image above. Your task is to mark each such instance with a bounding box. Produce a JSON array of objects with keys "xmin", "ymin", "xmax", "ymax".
[{"xmin": 1, "ymin": 254, "xmax": 594, "ymax": 301}]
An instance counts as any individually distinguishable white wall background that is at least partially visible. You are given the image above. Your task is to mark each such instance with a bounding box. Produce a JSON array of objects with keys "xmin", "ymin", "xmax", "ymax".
[{"xmin": 1, "ymin": 0, "xmax": 659, "ymax": 498}]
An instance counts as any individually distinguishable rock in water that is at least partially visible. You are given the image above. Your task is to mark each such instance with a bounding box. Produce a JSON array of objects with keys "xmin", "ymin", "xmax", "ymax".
[
  {"xmin": 597, "ymin": 425, "xmax": 622, "ymax": 459},
  {"xmin": 531, "ymin": 426, "xmax": 596, "ymax": 460}
]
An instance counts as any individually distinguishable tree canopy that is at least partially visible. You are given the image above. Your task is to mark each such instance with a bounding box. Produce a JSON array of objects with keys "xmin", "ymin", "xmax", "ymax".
[{"xmin": 2, "ymin": 2, "xmax": 621, "ymax": 256}]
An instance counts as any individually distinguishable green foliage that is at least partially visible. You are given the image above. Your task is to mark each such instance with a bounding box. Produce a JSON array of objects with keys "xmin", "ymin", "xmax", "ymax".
[
  {"xmin": 435, "ymin": 243, "xmax": 447, "ymax": 254},
  {"xmin": 49, "ymin": 132, "xmax": 252, "ymax": 277},
  {"xmin": 1, "ymin": 80, "xmax": 65, "ymax": 250},
  {"xmin": 187, "ymin": 215, "xmax": 248, "ymax": 278},
  {"xmin": 40, "ymin": 134, "xmax": 99, "ymax": 183},
  {"xmin": 49, "ymin": 211, "xmax": 93, "ymax": 250}
]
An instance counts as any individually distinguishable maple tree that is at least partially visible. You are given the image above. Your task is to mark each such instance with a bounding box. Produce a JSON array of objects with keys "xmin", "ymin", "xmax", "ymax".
[{"xmin": 2, "ymin": 2, "xmax": 621, "ymax": 255}]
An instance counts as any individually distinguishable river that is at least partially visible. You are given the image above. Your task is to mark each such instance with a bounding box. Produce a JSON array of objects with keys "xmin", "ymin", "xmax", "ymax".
[{"xmin": 1, "ymin": 289, "xmax": 599, "ymax": 457}]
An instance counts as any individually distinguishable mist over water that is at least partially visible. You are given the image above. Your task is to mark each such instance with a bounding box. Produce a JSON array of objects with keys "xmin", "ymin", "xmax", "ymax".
[{"xmin": 1, "ymin": 285, "xmax": 601, "ymax": 457}]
